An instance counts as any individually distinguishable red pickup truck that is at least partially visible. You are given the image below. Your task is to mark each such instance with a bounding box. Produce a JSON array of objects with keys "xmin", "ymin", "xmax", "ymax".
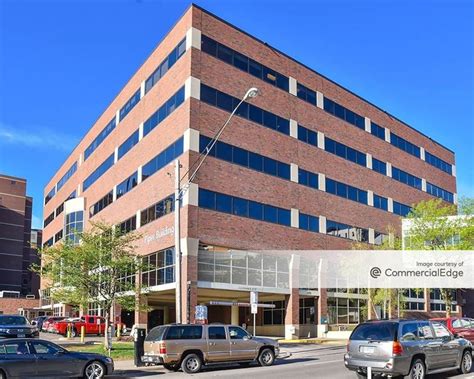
[
  {"xmin": 431, "ymin": 317, "xmax": 474, "ymax": 343},
  {"xmin": 53, "ymin": 315, "xmax": 108, "ymax": 337}
]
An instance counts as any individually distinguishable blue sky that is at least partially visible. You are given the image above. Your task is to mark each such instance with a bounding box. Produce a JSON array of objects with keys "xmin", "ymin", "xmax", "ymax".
[{"xmin": 0, "ymin": 0, "xmax": 472, "ymax": 229}]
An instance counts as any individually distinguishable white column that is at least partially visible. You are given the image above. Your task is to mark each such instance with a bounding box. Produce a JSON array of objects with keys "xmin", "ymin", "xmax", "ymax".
[
  {"xmin": 318, "ymin": 173, "xmax": 326, "ymax": 192},
  {"xmin": 368, "ymin": 229, "xmax": 375, "ymax": 244},
  {"xmin": 186, "ymin": 27, "xmax": 201, "ymax": 51},
  {"xmin": 386, "ymin": 162, "xmax": 392, "ymax": 177},
  {"xmin": 185, "ymin": 76, "xmax": 201, "ymax": 100},
  {"xmin": 140, "ymin": 80, "xmax": 145, "ymax": 99},
  {"xmin": 366, "ymin": 153, "xmax": 373, "ymax": 169},
  {"xmin": 421, "ymin": 178, "xmax": 427, "ymax": 192},
  {"xmin": 367, "ymin": 190, "xmax": 374, "ymax": 206},
  {"xmin": 78, "ymin": 153, "xmax": 83, "ymax": 167},
  {"xmin": 115, "ymin": 109, "xmax": 120, "ymax": 125},
  {"xmin": 184, "ymin": 128, "xmax": 200, "ymax": 152},
  {"xmin": 385, "ymin": 128, "xmax": 391, "ymax": 143},
  {"xmin": 183, "ymin": 183, "xmax": 199, "ymax": 207},
  {"xmin": 137, "ymin": 166, "xmax": 143, "ymax": 184},
  {"xmin": 291, "ymin": 208, "xmax": 299, "ymax": 228},
  {"xmin": 113, "ymin": 186, "xmax": 117, "ymax": 201},
  {"xmin": 420, "ymin": 147, "xmax": 426, "ymax": 161},
  {"xmin": 316, "ymin": 92, "xmax": 324, "ymax": 109},
  {"xmin": 388, "ymin": 197, "xmax": 394, "ymax": 213},
  {"xmin": 452, "ymin": 165, "xmax": 456, "ymax": 177},
  {"xmin": 231, "ymin": 305, "xmax": 239, "ymax": 325},
  {"xmin": 138, "ymin": 122, "xmax": 144, "ymax": 141},
  {"xmin": 454, "ymin": 193, "xmax": 458, "ymax": 205},
  {"xmin": 317, "ymin": 132, "xmax": 325, "ymax": 150},
  {"xmin": 319, "ymin": 216, "xmax": 327, "ymax": 234},
  {"xmin": 77, "ymin": 184, "xmax": 81, "ymax": 196},
  {"xmin": 365, "ymin": 117, "xmax": 371, "ymax": 133},
  {"xmin": 114, "ymin": 147, "xmax": 119, "ymax": 163},
  {"xmin": 136, "ymin": 210, "xmax": 141, "ymax": 228},
  {"xmin": 289, "ymin": 77, "xmax": 297, "ymax": 96},
  {"xmin": 290, "ymin": 119, "xmax": 298, "ymax": 138},
  {"xmin": 290, "ymin": 163, "xmax": 299, "ymax": 183}
]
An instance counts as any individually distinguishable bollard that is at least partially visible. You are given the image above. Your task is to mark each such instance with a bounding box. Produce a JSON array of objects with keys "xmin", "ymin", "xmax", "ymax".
[
  {"xmin": 117, "ymin": 324, "xmax": 121, "ymax": 339},
  {"xmin": 66, "ymin": 324, "xmax": 71, "ymax": 339},
  {"xmin": 80, "ymin": 325, "xmax": 85, "ymax": 343}
]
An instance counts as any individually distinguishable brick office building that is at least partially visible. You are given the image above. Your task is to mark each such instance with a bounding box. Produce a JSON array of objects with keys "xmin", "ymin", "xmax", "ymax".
[
  {"xmin": 41, "ymin": 5, "xmax": 457, "ymax": 337},
  {"xmin": 0, "ymin": 174, "xmax": 41, "ymax": 300}
]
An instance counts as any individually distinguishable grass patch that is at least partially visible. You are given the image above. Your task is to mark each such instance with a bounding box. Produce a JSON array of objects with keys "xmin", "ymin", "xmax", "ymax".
[{"xmin": 66, "ymin": 341, "xmax": 134, "ymax": 360}]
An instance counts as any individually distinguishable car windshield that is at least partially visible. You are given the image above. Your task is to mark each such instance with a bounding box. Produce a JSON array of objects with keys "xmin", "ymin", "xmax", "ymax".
[
  {"xmin": 350, "ymin": 322, "xmax": 397, "ymax": 341},
  {"xmin": 0, "ymin": 316, "xmax": 28, "ymax": 326}
]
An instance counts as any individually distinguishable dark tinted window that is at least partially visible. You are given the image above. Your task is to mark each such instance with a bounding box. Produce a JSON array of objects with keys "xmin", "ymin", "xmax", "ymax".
[
  {"xmin": 400, "ymin": 322, "xmax": 419, "ymax": 341},
  {"xmin": 145, "ymin": 326, "xmax": 167, "ymax": 341},
  {"xmin": 165, "ymin": 326, "xmax": 202, "ymax": 340},
  {"xmin": 229, "ymin": 326, "xmax": 249, "ymax": 339},
  {"xmin": 0, "ymin": 316, "xmax": 28, "ymax": 325},
  {"xmin": 350, "ymin": 322, "xmax": 397, "ymax": 341},
  {"xmin": 208, "ymin": 326, "xmax": 226, "ymax": 340}
]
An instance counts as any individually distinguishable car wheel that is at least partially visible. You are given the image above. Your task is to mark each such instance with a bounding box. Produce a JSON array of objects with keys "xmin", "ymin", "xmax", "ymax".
[
  {"xmin": 258, "ymin": 348, "xmax": 275, "ymax": 367},
  {"xmin": 408, "ymin": 358, "xmax": 425, "ymax": 379},
  {"xmin": 181, "ymin": 353, "xmax": 202, "ymax": 374},
  {"xmin": 0, "ymin": 369, "xmax": 6, "ymax": 379},
  {"xmin": 83, "ymin": 360, "xmax": 106, "ymax": 379},
  {"xmin": 163, "ymin": 363, "xmax": 180, "ymax": 371},
  {"xmin": 459, "ymin": 350, "xmax": 473, "ymax": 374},
  {"xmin": 71, "ymin": 328, "xmax": 77, "ymax": 338}
]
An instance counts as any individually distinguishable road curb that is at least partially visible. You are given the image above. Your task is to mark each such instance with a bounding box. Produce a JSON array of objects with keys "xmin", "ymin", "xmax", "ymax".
[{"xmin": 278, "ymin": 338, "xmax": 347, "ymax": 345}]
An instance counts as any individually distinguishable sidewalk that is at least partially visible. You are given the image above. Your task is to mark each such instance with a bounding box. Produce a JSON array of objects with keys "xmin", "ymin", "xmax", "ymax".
[{"xmin": 278, "ymin": 337, "xmax": 347, "ymax": 345}]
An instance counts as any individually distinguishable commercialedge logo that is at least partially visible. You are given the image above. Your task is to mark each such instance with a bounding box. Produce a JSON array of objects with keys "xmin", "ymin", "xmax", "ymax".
[{"xmin": 370, "ymin": 266, "xmax": 464, "ymax": 280}]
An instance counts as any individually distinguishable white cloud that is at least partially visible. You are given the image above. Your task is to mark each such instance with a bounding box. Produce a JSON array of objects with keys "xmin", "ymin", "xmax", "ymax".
[{"xmin": 0, "ymin": 122, "xmax": 79, "ymax": 152}]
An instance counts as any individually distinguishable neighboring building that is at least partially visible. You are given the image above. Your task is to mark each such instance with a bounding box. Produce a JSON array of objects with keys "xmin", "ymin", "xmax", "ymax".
[
  {"xmin": 41, "ymin": 5, "xmax": 456, "ymax": 338},
  {"xmin": 0, "ymin": 174, "xmax": 41, "ymax": 299},
  {"xmin": 402, "ymin": 216, "xmax": 472, "ymax": 318}
]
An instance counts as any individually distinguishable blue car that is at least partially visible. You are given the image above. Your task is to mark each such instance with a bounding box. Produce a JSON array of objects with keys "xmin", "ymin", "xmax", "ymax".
[{"xmin": 0, "ymin": 338, "xmax": 114, "ymax": 378}]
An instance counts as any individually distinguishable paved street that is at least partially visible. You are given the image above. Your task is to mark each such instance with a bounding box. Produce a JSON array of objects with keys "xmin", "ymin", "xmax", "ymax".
[{"xmin": 107, "ymin": 344, "xmax": 474, "ymax": 379}]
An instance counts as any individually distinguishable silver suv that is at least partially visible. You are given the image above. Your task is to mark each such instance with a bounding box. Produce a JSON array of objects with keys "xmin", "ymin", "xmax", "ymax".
[
  {"xmin": 142, "ymin": 324, "xmax": 279, "ymax": 373},
  {"xmin": 345, "ymin": 319, "xmax": 472, "ymax": 378}
]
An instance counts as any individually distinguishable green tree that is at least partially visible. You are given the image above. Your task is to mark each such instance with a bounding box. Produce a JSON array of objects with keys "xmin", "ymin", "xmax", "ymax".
[
  {"xmin": 404, "ymin": 198, "xmax": 473, "ymax": 316},
  {"xmin": 34, "ymin": 222, "xmax": 145, "ymax": 350}
]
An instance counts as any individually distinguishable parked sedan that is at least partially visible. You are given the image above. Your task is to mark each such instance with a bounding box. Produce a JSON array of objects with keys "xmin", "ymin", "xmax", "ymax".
[
  {"xmin": 431, "ymin": 317, "xmax": 474, "ymax": 343},
  {"xmin": 0, "ymin": 315, "xmax": 39, "ymax": 339},
  {"xmin": 0, "ymin": 338, "xmax": 113, "ymax": 378}
]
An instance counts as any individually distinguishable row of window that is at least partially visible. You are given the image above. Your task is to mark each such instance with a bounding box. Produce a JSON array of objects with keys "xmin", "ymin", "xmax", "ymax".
[
  {"xmin": 371, "ymin": 122, "xmax": 385, "ymax": 140},
  {"xmin": 393, "ymin": 201, "xmax": 412, "ymax": 217},
  {"xmin": 427, "ymin": 182, "xmax": 454, "ymax": 203},
  {"xmin": 326, "ymin": 178, "xmax": 368, "ymax": 205},
  {"xmin": 200, "ymin": 84, "xmax": 290, "ymax": 135},
  {"xmin": 298, "ymin": 168, "xmax": 318, "ymax": 189},
  {"xmin": 390, "ymin": 132, "xmax": 420, "ymax": 158},
  {"xmin": 325, "ymin": 137, "xmax": 366, "ymax": 167},
  {"xmin": 141, "ymin": 195, "xmax": 174, "ymax": 227},
  {"xmin": 201, "ymin": 35, "xmax": 289, "ymax": 91},
  {"xmin": 142, "ymin": 137, "xmax": 184, "ymax": 181},
  {"xmin": 44, "ymin": 191, "xmax": 76, "ymax": 227},
  {"xmin": 199, "ymin": 188, "xmax": 292, "ymax": 227},
  {"xmin": 392, "ymin": 166, "xmax": 422, "ymax": 190},
  {"xmin": 297, "ymin": 83, "xmax": 317, "ymax": 106},
  {"xmin": 44, "ymin": 212, "xmax": 54, "ymax": 228},
  {"xmin": 83, "ymin": 153, "xmax": 115, "ymax": 191},
  {"xmin": 84, "ymin": 117, "xmax": 116, "ymax": 161},
  {"xmin": 326, "ymin": 219, "xmax": 369, "ymax": 243},
  {"xmin": 323, "ymin": 97, "xmax": 365, "ymax": 130},
  {"xmin": 143, "ymin": 86, "xmax": 185, "ymax": 137},
  {"xmin": 145, "ymin": 38, "xmax": 186, "ymax": 94},
  {"xmin": 425, "ymin": 151, "xmax": 452, "ymax": 175},
  {"xmin": 45, "ymin": 187, "xmax": 56, "ymax": 205},
  {"xmin": 199, "ymin": 135, "xmax": 290, "ymax": 180},
  {"xmin": 89, "ymin": 138, "xmax": 182, "ymax": 219},
  {"xmin": 299, "ymin": 213, "xmax": 319, "ymax": 233},
  {"xmin": 373, "ymin": 194, "xmax": 388, "ymax": 211},
  {"xmin": 119, "ymin": 89, "xmax": 141, "ymax": 122},
  {"xmin": 297, "ymin": 124, "xmax": 318, "ymax": 146},
  {"xmin": 118, "ymin": 215, "xmax": 136, "ymax": 234},
  {"xmin": 118, "ymin": 130, "xmax": 139, "ymax": 160},
  {"xmin": 57, "ymin": 162, "xmax": 77, "ymax": 191}
]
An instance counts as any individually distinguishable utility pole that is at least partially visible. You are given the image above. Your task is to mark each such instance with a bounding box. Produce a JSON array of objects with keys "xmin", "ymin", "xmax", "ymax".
[{"xmin": 174, "ymin": 160, "xmax": 182, "ymax": 324}]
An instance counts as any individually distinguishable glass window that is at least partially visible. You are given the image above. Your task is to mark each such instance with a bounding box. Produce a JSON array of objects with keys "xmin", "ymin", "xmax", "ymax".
[
  {"xmin": 264, "ymin": 205, "xmax": 278, "ymax": 223},
  {"xmin": 401, "ymin": 322, "xmax": 419, "ymax": 341},
  {"xmin": 199, "ymin": 189, "xmax": 215, "ymax": 209},
  {"xmin": 119, "ymin": 89, "xmax": 141, "ymax": 121},
  {"xmin": 118, "ymin": 130, "xmax": 139, "ymax": 160},
  {"xmin": 350, "ymin": 322, "xmax": 397, "ymax": 341},
  {"xmin": 432, "ymin": 322, "xmax": 451, "ymax": 338},
  {"xmin": 208, "ymin": 326, "xmax": 226, "ymax": 340},
  {"xmin": 84, "ymin": 117, "xmax": 116, "ymax": 161},
  {"xmin": 216, "ymin": 193, "xmax": 232, "ymax": 213},
  {"xmin": 229, "ymin": 326, "xmax": 249, "ymax": 339},
  {"xmin": 249, "ymin": 201, "xmax": 263, "ymax": 220},
  {"xmin": 165, "ymin": 326, "xmax": 202, "ymax": 340},
  {"xmin": 278, "ymin": 209, "xmax": 291, "ymax": 226},
  {"xmin": 233, "ymin": 197, "xmax": 248, "ymax": 217}
]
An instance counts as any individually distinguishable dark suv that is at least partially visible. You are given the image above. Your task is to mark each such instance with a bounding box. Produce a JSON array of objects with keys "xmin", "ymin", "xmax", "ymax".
[
  {"xmin": 344, "ymin": 319, "xmax": 472, "ymax": 378},
  {"xmin": 0, "ymin": 315, "xmax": 39, "ymax": 339}
]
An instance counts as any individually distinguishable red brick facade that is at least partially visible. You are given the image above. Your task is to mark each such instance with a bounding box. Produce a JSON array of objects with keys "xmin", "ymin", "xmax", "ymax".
[{"xmin": 41, "ymin": 5, "xmax": 456, "ymax": 334}]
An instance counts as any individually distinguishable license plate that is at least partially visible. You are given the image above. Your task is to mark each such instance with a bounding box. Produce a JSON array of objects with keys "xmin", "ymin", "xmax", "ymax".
[
  {"xmin": 17, "ymin": 334, "xmax": 25, "ymax": 338},
  {"xmin": 360, "ymin": 345, "xmax": 375, "ymax": 354}
]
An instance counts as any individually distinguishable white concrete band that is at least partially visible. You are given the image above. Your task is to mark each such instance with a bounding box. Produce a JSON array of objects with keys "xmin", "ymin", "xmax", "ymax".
[
  {"xmin": 138, "ymin": 122, "xmax": 144, "ymax": 141},
  {"xmin": 137, "ymin": 166, "xmax": 143, "ymax": 184},
  {"xmin": 140, "ymin": 81, "xmax": 145, "ymax": 99},
  {"xmin": 115, "ymin": 109, "xmax": 120, "ymax": 125},
  {"xmin": 367, "ymin": 190, "xmax": 374, "ymax": 206},
  {"xmin": 183, "ymin": 182, "xmax": 199, "ymax": 207},
  {"xmin": 420, "ymin": 147, "xmax": 425, "ymax": 161},
  {"xmin": 290, "ymin": 119, "xmax": 298, "ymax": 138},
  {"xmin": 319, "ymin": 216, "xmax": 327, "ymax": 234},
  {"xmin": 421, "ymin": 178, "xmax": 427, "ymax": 192},
  {"xmin": 318, "ymin": 173, "xmax": 326, "ymax": 192},
  {"xmin": 185, "ymin": 76, "xmax": 201, "ymax": 100},
  {"xmin": 289, "ymin": 77, "xmax": 297, "ymax": 96},
  {"xmin": 113, "ymin": 186, "xmax": 117, "ymax": 201},
  {"xmin": 290, "ymin": 163, "xmax": 299, "ymax": 183},
  {"xmin": 388, "ymin": 197, "xmax": 394, "ymax": 213},
  {"xmin": 181, "ymin": 237, "xmax": 199, "ymax": 257},
  {"xmin": 136, "ymin": 210, "xmax": 141, "ymax": 228},
  {"xmin": 114, "ymin": 147, "xmax": 119, "ymax": 164},
  {"xmin": 452, "ymin": 165, "xmax": 456, "ymax": 177},
  {"xmin": 317, "ymin": 132, "xmax": 325, "ymax": 150},
  {"xmin": 385, "ymin": 128, "xmax": 391, "ymax": 143},
  {"xmin": 184, "ymin": 128, "xmax": 200, "ymax": 153},
  {"xmin": 291, "ymin": 208, "xmax": 299, "ymax": 228},
  {"xmin": 316, "ymin": 92, "xmax": 324, "ymax": 109},
  {"xmin": 386, "ymin": 162, "xmax": 392, "ymax": 178},
  {"xmin": 365, "ymin": 117, "xmax": 371, "ymax": 133},
  {"xmin": 368, "ymin": 228, "xmax": 375, "ymax": 244},
  {"xmin": 366, "ymin": 153, "xmax": 373, "ymax": 170},
  {"xmin": 186, "ymin": 27, "xmax": 201, "ymax": 51}
]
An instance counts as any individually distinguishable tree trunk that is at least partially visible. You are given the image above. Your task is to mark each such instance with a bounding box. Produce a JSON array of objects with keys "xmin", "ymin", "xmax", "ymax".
[{"xmin": 104, "ymin": 311, "xmax": 111, "ymax": 351}]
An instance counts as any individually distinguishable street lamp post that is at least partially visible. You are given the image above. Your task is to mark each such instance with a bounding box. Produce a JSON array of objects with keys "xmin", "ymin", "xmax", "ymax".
[{"xmin": 174, "ymin": 87, "xmax": 259, "ymax": 324}]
